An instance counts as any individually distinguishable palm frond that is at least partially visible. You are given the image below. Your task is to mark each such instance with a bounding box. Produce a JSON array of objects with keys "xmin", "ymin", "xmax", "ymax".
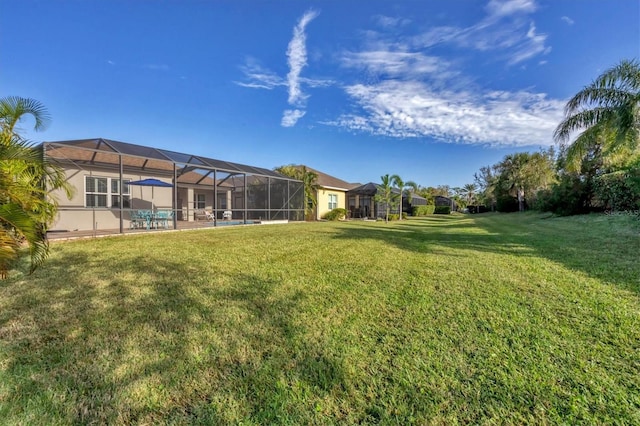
[
  {"xmin": 0, "ymin": 96, "xmax": 51, "ymax": 135},
  {"xmin": 593, "ymin": 59, "xmax": 640, "ymax": 92},
  {"xmin": 564, "ymin": 129, "xmax": 598, "ymax": 173},
  {"xmin": 554, "ymin": 108, "xmax": 616, "ymax": 142},
  {"xmin": 0, "ymin": 203, "xmax": 49, "ymax": 274}
]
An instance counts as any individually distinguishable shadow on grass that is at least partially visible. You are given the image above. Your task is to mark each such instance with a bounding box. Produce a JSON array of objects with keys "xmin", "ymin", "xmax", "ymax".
[
  {"xmin": 335, "ymin": 214, "xmax": 639, "ymax": 294},
  {"xmin": 0, "ymin": 247, "xmax": 345, "ymax": 424}
]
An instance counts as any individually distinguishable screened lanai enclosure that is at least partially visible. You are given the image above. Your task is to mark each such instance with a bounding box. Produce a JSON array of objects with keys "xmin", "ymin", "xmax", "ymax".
[
  {"xmin": 43, "ymin": 139, "xmax": 305, "ymax": 236},
  {"xmin": 346, "ymin": 182, "xmax": 427, "ymax": 219}
]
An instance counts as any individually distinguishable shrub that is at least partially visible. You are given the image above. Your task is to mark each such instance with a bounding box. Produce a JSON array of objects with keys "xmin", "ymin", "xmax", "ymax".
[
  {"xmin": 593, "ymin": 170, "xmax": 640, "ymax": 211},
  {"xmin": 467, "ymin": 205, "xmax": 489, "ymax": 214},
  {"xmin": 323, "ymin": 208, "xmax": 347, "ymax": 221},
  {"xmin": 434, "ymin": 206, "xmax": 451, "ymax": 215},
  {"xmin": 413, "ymin": 204, "xmax": 435, "ymax": 216},
  {"xmin": 533, "ymin": 175, "xmax": 592, "ymax": 216},
  {"xmin": 388, "ymin": 214, "xmax": 399, "ymax": 221},
  {"xmin": 496, "ymin": 195, "xmax": 519, "ymax": 212}
]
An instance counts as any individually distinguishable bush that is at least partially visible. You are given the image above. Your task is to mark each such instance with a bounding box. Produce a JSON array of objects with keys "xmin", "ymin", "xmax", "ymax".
[
  {"xmin": 533, "ymin": 169, "xmax": 640, "ymax": 216},
  {"xmin": 496, "ymin": 195, "xmax": 519, "ymax": 212},
  {"xmin": 388, "ymin": 214, "xmax": 399, "ymax": 221},
  {"xmin": 533, "ymin": 175, "xmax": 592, "ymax": 216},
  {"xmin": 467, "ymin": 205, "xmax": 489, "ymax": 214},
  {"xmin": 434, "ymin": 206, "xmax": 451, "ymax": 214},
  {"xmin": 413, "ymin": 204, "xmax": 435, "ymax": 216},
  {"xmin": 323, "ymin": 208, "xmax": 347, "ymax": 221},
  {"xmin": 593, "ymin": 170, "xmax": 640, "ymax": 211}
]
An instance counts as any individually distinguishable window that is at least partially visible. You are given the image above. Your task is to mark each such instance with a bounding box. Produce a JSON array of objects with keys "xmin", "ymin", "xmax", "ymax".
[
  {"xmin": 85, "ymin": 177, "xmax": 108, "ymax": 207},
  {"xmin": 85, "ymin": 176, "xmax": 130, "ymax": 208},
  {"xmin": 111, "ymin": 179, "xmax": 131, "ymax": 208},
  {"xmin": 328, "ymin": 193, "xmax": 338, "ymax": 210},
  {"xmin": 196, "ymin": 193, "xmax": 206, "ymax": 209}
]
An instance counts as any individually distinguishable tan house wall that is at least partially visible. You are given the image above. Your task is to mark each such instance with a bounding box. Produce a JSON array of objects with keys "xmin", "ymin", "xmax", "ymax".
[
  {"xmin": 316, "ymin": 188, "xmax": 346, "ymax": 220},
  {"xmin": 49, "ymin": 165, "xmax": 173, "ymax": 232}
]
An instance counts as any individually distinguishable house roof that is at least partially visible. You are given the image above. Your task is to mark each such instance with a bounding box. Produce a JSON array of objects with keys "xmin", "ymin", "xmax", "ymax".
[
  {"xmin": 347, "ymin": 182, "xmax": 427, "ymax": 204},
  {"xmin": 292, "ymin": 165, "xmax": 357, "ymax": 191},
  {"xmin": 347, "ymin": 182, "xmax": 379, "ymax": 196},
  {"xmin": 434, "ymin": 195, "xmax": 457, "ymax": 207},
  {"xmin": 43, "ymin": 138, "xmax": 296, "ymax": 180}
]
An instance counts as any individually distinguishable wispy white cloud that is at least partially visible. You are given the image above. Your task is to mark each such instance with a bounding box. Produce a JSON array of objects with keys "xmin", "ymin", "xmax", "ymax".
[
  {"xmin": 326, "ymin": 0, "xmax": 560, "ymax": 146},
  {"xmin": 342, "ymin": 50, "xmax": 447, "ymax": 77},
  {"xmin": 326, "ymin": 80, "xmax": 565, "ymax": 146},
  {"xmin": 286, "ymin": 9, "xmax": 319, "ymax": 106},
  {"xmin": 561, "ymin": 16, "xmax": 575, "ymax": 25},
  {"xmin": 300, "ymin": 77, "xmax": 334, "ymax": 88},
  {"xmin": 235, "ymin": 59, "xmax": 332, "ymax": 90},
  {"xmin": 374, "ymin": 15, "xmax": 410, "ymax": 29},
  {"xmin": 281, "ymin": 109, "xmax": 306, "ymax": 127},
  {"xmin": 235, "ymin": 60, "xmax": 286, "ymax": 89},
  {"xmin": 340, "ymin": 47, "xmax": 465, "ymax": 91},
  {"xmin": 485, "ymin": 0, "xmax": 537, "ymax": 20},
  {"xmin": 107, "ymin": 60, "xmax": 116, "ymax": 65},
  {"xmin": 412, "ymin": 0, "xmax": 549, "ymax": 66},
  {"xmin": 238, "ymin": 0, "xmax": 561, "ymax": 146},
  {"xmin": 236, "ymin": 10, "xmax": 324, "ymax": 128},
  {"xmin": 507, "ymin": 22, "xmax": 551, "ymax": 65}
]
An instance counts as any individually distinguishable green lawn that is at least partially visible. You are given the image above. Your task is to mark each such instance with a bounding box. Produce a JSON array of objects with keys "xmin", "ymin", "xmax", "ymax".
[{"xmin": 1, "ymin": 213, "xmax": 638, "ymax": 424}]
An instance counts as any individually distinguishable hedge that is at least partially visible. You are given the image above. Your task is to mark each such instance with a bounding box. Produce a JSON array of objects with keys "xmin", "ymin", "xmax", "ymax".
[
  {"xmin": 323, "ymin": 208, "xmax": 347, "ymax": 221},
  {"xmin": 413, "ymin": 204, "xmax": 436, "ymax": 216}
]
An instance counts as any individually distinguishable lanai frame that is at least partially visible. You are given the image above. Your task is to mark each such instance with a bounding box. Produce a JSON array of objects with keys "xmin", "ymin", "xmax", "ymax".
[{"xmin": 43, "ymin": 138, "xmax": 305, "ymax": 234}]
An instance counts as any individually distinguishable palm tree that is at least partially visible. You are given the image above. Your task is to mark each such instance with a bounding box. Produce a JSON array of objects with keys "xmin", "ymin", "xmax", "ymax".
[
  {"xmin": 474, "ymin": 165, "xmax": 498, "ymax": 211},
  {"xmin": 554, "ymin": 59, "xmax": 640, "ymax": 171},
  {"xmin": 299, "ymin": 166, "xmax": 320, "ymax": 220},
  {"xmin": 495, "ymin": 150, "xmax": 556, "ymax": 212},
  {"xmin": 497, "ymin": 153, "xmax": 530, "ymax": 212},
  {"xmin": 0, "ymin": 96, "xmax": 72, "ymax": 277},
  {"xmin": 0, "ymin": 96, "xmax": 51, "ymax": 137},
  {"xmin": 390, "ymin": 175, "xmax": 418, "ymax": 220},
  {"xmin": 403, "ymin": 180, "xmax": 419, "ymax": 216},
  {"xmin": 459, "ymin": 183, "xmax": 478, "ymax": 207},
  {"xmin": 375, "ymin": 174, "xmax": 397, "ymax": 223},
  {"xmin": 390, "ymin": 174, "xmax": 404, "ymax": 220},
  {"xmin": 274, "ymin": 164, "xmax": 319, "ymax": 220}
]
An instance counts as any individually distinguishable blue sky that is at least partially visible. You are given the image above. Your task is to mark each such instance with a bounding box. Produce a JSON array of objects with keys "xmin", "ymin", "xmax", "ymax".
[{"xmin": 1, "ymin": 0, "xmax": 638, "ymax": 188}]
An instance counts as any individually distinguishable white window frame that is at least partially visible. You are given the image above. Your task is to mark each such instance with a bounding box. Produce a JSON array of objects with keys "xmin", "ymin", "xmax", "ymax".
[
  {"xmin": 328, "ymin": 193, "xmax": 338, "ymax": 210},
  {"xmin": 111, "ymin": 179, "xmax": 131, "ymax": 208},
  {"xmin": 85, "ymin": 176, "xmax": 131, "ymax": 208}
]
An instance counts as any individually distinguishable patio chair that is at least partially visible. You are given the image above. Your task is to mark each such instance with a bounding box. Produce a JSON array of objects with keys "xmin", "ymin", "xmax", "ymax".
[
  {"xmin": 194, "ymin": 210, "xmax": 209, "ymax": 221},
  {"xmin": 154, "ymin": 210, "xmax": 173, "ymax": 229},
  {"xmin": 139, "ymin": 210, "xmax": 154, "ymax": 229},
  {"xmin": 204, "ymin": 210, "xmax": 215, "ymax": 221},
  {"xmin": 222, "ymin": 210, "xmax": 232, "ymax": 220},
  {"xmin": 130, "ymin": 210, "xmax": 149, "ymax": 229}
]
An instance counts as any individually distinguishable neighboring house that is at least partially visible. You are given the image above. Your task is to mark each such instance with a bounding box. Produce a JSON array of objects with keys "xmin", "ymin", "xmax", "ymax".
[
  {"xmin": 347, "ymin": 183, "xmax": 427, "ymax": 219},
  {"xmin": 43, "ymin": 138, "xmax": 305, "ymax": 233},
  {"xmin": 434, "ymin": 195, "xmax": 458, "ymax": 211},
  {"xmin": 292, "ymin": 166, "xmax": 357, "ymax": 220}
]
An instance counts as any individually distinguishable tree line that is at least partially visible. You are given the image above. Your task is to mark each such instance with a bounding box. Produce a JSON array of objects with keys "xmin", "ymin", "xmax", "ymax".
[
  {"xmin": 277, "ymin": 61, "xmax": 639, "ymax": 219},
  {"xmin": 471, "ymin": 59, "xmax": 639, "ymax": 215}
]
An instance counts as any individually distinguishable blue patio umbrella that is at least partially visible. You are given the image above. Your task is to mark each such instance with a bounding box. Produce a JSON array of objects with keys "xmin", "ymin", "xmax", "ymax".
[{"xmin": 128, "ymin": 178, "xmax": 173, "ymax": 209}]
